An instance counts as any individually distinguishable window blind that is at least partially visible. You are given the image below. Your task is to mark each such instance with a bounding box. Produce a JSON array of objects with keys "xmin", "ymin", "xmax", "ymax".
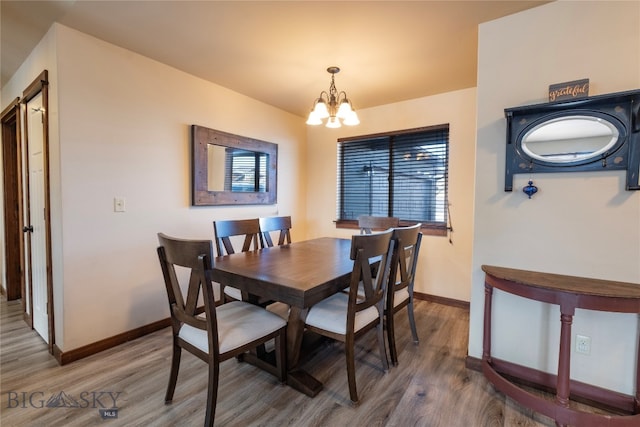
[{"xmin": 337, "ymin": 125, "xmax": 449, "ymax": 225}]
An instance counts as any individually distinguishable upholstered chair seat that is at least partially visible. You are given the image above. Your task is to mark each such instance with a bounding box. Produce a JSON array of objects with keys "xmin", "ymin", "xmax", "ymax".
[
  {"xmin": 305, "ymin": 292, "xmax": 379, "ymax": 335},
  {"xmin": 179, "ymin": 301, "xmax": 286, "ymax": 354}
]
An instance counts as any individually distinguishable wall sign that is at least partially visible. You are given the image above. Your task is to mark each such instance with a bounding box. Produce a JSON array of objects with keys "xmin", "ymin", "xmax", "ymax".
[{"xmin": 548, "ymin": 79, "xmax": 589, "ymax": 102}]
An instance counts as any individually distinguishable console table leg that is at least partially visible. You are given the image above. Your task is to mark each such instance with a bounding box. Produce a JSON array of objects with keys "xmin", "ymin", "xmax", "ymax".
[
  {"xmin": 636, "ymin": 314, "xmax": 640, "ymax": 414},
  {"xmin": 483, "ymin": 284, "xmax": 494, "ymax": 363},
  {"xmin": 557, "ymin": 309, "xmax": 574, "ymax": 409}
]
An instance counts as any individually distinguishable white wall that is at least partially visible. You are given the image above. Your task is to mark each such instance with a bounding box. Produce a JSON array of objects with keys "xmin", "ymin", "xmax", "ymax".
[
  {"xmin": 306, "ymin": 88, "xmax": 477, "ymax": 302},
  {"xmin": 470, "ymin": 0, "xmax": 640, "ymax": 395},
  {"xmin": 1, "ymin": 24, "xmax": 307, "ymax": 351}
]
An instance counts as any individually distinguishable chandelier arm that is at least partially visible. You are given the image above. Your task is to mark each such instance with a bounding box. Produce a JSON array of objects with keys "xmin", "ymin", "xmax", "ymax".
[{"xmin": 318, "ymin": 90, "xmax": 330, "ymax": 102}]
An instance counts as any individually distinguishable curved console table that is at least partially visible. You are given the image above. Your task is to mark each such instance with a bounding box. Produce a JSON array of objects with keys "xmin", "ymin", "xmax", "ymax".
[{"xmin": 481, "ymin": 265, "xmax": 640, "ymax": 427}]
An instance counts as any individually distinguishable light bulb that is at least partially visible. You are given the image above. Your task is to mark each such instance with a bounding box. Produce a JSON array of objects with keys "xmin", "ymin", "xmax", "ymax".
[
  {"xmin": 343, "ymin": 110, "xmax": 360, "ymax": 126},
  {"xmin": 306, "ymin": 110, "xmax": 322, "ymax": 125},
  {"xmin": 312, "ymin": 99, "xmax": 329, "ymax": 119},
  {"xmin": 326, "ymin": 116, "xmax": 341, "ymax": 128},
  {"xmin": 336, "ymin": 100, "xmax": 353, "ymax": 119}
]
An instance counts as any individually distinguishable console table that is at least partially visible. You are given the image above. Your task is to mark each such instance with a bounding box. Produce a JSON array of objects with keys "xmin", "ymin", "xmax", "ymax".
[{"xmin": 481, "ymin": 265, "xmax": 640, "ymax": 427}]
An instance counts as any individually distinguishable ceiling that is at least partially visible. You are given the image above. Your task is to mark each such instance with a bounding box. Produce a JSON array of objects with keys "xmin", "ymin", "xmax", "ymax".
[{"xmin": 1, "ymin": 1, "xmax": 549, "ymax": 118}]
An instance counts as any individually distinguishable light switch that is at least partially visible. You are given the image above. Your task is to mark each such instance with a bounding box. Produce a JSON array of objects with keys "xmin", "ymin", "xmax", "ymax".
[{"xmin": 114, "ymin": 197, "xmax": 126, "ymax": 212}]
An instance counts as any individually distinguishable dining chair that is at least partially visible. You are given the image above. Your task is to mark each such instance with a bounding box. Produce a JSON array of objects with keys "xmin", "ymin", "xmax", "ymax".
[
  {"xmin": 156, "ymin": 233, "xmax": 287, "ymax": 427},
  {"xmin": 258, "ymin": 216, "xmax": 293, "ymax": 320},
  {"xmin": 304, "ymin": 229, "xmax": 395, "ymax": 404},
  {"xmin": 259, "ymin": 216, "xmax": 292, "ymax": 247},
  {"xmin": 386, "ymin": 223, "xmax": 422, "ymax": 366},
  {"xmin": 213, "ymin": 218, "xmax": 262, "ymax": 302},
  {"xmin": 357, "ymin": 215, "xmax": 400, "ymax": 234}
]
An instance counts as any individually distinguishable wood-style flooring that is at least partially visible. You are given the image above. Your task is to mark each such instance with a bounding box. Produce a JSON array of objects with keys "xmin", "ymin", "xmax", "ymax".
[{"xmin": 0, "ymin": 296, "xmax": 597, "ymax": 426}]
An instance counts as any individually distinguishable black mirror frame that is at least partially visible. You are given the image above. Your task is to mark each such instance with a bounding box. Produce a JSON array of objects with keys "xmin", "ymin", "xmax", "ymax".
[
  {"xmin": 504, "ymin": 89, "xmax": 640, "ymax": 191},
  {"xmin": 191, "ymin": 125, "xmax": 278, "ymax": 205}
]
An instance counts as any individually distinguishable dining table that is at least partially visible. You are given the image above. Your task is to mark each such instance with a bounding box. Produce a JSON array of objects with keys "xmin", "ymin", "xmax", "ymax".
[{"xmin": 211, "ymin": 236, "xmax": 354, "ymax": 397}]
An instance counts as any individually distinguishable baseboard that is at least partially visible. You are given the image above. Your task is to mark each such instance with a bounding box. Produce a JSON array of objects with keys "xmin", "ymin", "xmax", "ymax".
[
  {"xmin": 56, "ymin": 317, "xmax": 171, "ymax": 365},
  {"xmin": 414, "ymin": 291, "xmax": 470, "ymax": 310},
  {"xmin": 465, "ymin": 355, "xmax": 483, "ymax": 372},
  {"xmin": 53, "ymin": 294, "xmax": 466, "ymax": 365}
]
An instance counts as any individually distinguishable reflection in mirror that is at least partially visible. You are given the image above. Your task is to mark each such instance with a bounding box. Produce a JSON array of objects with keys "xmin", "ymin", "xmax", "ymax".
[
  {"xmin": 521, "ymin": 116, "xmax": 619, "ymax": 163},
  {"xmin": 207, "ymin": 145, "xmax": 269, "ymax": 192}
]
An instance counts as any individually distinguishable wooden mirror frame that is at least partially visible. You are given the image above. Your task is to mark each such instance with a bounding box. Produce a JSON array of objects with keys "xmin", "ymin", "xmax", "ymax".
[{"xmin": 191, "ymin": 125, "xmax": 277, "ymax": 206}]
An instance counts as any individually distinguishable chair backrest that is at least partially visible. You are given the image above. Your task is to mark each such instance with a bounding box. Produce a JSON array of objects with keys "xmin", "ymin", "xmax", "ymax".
[
  {"xmin": 157, "ymin": 233, "xmax": 219, "ymax": 352},
  {"xmin": 347, "ymin": 230, "xmax": 395, "ymax": 318},
  {"xmin": 358, "ymin": 215, "xmax": 400, "ymax": 234},
  {"xmin": 388, "ymin": 224, "xmax": 422, "ymax": 298},
  {"xmin": 213, "ymin": 218, "xmax": 262, "ymax": 256},
  {"xmin": 259, "ymin": 216, "xmax": 292, "ymax": 247}
]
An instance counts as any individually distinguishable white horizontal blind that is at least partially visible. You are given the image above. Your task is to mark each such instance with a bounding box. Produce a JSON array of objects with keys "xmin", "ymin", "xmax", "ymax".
[{"xmin": 337, "ymin": 125, "xmax": 449, "ymax": 225}]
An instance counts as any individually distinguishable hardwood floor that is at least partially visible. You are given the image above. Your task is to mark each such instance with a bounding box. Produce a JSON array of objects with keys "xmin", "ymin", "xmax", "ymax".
[{"xmin": 0, "ymin": 296, "xmax": 585, "ymax": 426}]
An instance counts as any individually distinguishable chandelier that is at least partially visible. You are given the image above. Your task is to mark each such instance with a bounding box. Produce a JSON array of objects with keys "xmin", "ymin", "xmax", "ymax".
[{"xmin": 306, "ymin": 66, "xmax": 359, "ymax": 128}]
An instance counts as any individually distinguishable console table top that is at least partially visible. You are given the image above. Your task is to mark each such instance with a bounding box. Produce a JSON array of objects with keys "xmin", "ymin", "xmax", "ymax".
[{"xmin": 482, "ymin": 265, "xmax": 640, "ymax": 299}]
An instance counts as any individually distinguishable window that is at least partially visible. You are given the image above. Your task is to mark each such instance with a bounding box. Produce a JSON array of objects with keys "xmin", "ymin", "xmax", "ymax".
[
  {"xmin": 337, "ymin": 125, "xmax": 449, "ymax": 233},
  {"xmin": 224, "ymin": 148, "xmax": 268, "ymax": 192}
]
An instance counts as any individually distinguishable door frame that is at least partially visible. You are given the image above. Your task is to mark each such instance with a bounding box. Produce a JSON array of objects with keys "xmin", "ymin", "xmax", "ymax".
[
  {"xmin": 19, "ymin": 70, "xmax": 54, "ymax": 352},
  {"xmin": 1, "ymin": 98, "xmax": 24, "ymax": 306}
]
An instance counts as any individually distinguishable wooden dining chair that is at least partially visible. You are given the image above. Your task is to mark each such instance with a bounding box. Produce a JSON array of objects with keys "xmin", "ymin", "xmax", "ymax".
[
  {"xmin": 213, "ymin": 218, "xmax": 262, "ymax": 302},
  {"xmin": 259, "ymin": 216, "xmax": 292, "ymax": 247},
  {"xmin": 258, "ymin": 216, "xmax": 293, "ymax": 319},
  {"xmin": 156, "ymin": 233, "xmax": 287, "ymax": 427},
  {"xmin": 386, "ymin": 223, "xmax": 422, "ymax": 366},
  {"xmin": 304, "ymin": 230, "xmax": 395, "ymax": 404},
  {"xmin": 357, "ymin": 215, "xmax": 400, "ymax": 234},
  {"xmin": 213, "ymin": 218, "xmax": 262, "ymax": 256}
]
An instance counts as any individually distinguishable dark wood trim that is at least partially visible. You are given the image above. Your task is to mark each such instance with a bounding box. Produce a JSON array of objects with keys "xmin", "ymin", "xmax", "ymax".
[
  {"xmin": 22, "ymin": 70, "xmax": 48, "ymax": 102},
  {"xmin": 465, "ymin": 355, "xmax": 483, "ymax": 371},
  {"xmin": 1, "ymin": 97, "xmax": 23, "ymax": 302},
  {"xmin": 56, "ymin": 317, "xmax": 172, "ymax": 365},
  {"xmin": 414, "ymin": 291, "xmax": 469, "ymax": 310},
  {"xmin": 335, "ymin": 220, "xmax": 448, "ymax": 237}
]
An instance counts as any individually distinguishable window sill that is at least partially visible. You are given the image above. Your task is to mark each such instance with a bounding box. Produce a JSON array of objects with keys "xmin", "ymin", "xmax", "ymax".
[{"xmin": 334, "ymin": 220, "xmax": 448, "ymax": 237}]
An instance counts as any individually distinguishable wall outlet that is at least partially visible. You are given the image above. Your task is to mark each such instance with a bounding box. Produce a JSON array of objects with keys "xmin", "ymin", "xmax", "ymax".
[{"xmin": 575, "ymin": 334, "xmax": 591, "ymax": 355}]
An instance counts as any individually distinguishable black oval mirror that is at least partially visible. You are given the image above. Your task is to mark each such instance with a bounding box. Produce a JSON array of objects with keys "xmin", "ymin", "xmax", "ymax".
[{"xmin": 521, "ymin": 115, "xmax": 619, "ymax": 163}]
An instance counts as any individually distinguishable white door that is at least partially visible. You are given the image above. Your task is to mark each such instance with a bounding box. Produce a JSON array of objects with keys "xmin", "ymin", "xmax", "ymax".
[{"xmin": 26, "ymin": 92, "xmax": 49, "ymax": 343}]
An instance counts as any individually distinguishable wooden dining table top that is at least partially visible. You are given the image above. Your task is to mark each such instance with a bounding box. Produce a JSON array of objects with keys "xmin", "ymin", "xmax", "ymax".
[{"xmin": 211, "ymin": 237, "xmax": 354, "ymax": 308}]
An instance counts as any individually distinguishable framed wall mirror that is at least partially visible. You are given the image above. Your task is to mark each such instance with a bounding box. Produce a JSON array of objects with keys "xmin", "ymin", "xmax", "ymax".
[
  {"xmin": 191, "ymin": 125, "xmax": 277, "ymax": 205},
  {"xmin": 504, "ymin": 89, "xmax": 640, "ymax": 191}
]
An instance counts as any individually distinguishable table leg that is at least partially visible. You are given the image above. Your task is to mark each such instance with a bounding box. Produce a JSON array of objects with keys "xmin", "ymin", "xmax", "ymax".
[
  {"xmin": 555, "ymin": 307, "xmax": 575, "ymax": 427},
  {"xmin": 286, "ymin": 306, "xmax": 307, "ymax": 367},
  {"xmin": 483, "ymin": 283, "xmax": 493, "ymax": 363},
  {"xmin": 285, "ymin": 306, "xmax": 323, "ymax": 397},
  {"xmin": 636, "ymin": 314, "xmax": 640, "ymax": 414}
]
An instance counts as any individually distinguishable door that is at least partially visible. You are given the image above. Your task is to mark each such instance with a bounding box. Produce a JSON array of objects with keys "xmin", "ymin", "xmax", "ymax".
[{"xmin": 25, "ymin": 92, "xmax": 48, "ymax": 343}]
